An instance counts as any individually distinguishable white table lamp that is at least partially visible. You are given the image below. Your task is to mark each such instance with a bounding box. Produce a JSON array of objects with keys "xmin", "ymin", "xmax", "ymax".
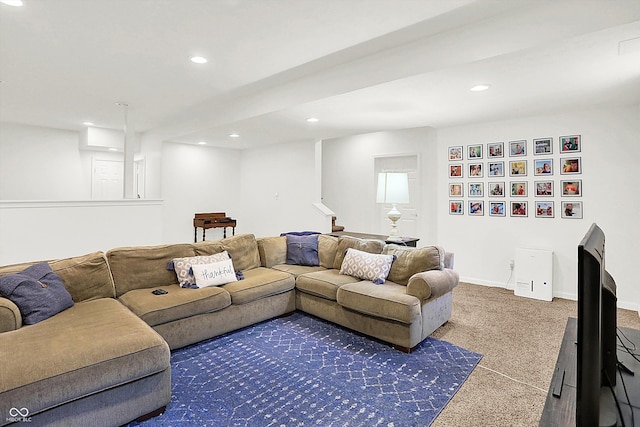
[{"xmin": 376, "ymin": 172, "xmax": 409, "ymax": 241}]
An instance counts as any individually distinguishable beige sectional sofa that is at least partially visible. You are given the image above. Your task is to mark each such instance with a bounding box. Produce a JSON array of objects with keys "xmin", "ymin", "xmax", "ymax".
[
  {"xmin": 258, "ymin": 234, "xmax": 458, "ymax": 351},
  {"xmin": 0, "ymin": 233, "xmax": 457, "ymax": 426}
]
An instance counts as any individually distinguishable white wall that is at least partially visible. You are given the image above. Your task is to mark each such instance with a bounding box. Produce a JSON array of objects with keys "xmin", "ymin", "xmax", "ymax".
[
  {"xmin": 161, "ymin": 142, "xmax": 242, "ymax": 244},
  {"xmin": 322, "ymin": 127, "xmax": 439, "ymax": 244},
  {"xmin": 239, "ymin": 139, "xmax": 328, "ymax": 237},
  {"xmin": 0, "ymin": 200, "xmax": 163, "ymax": 265},
  {"xmin": 437, "ymin": 105, "xmax": 640, "ymax": 310},
  {"xmin": 0, "ymin": 123, "xmax": 95, "ymax": 200}
]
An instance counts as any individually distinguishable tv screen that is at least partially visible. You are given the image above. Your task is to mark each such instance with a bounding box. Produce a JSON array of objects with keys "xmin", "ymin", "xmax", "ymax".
[{"xmin": 577, "ymin": 223, "xmax": 617, "ymax": 426}]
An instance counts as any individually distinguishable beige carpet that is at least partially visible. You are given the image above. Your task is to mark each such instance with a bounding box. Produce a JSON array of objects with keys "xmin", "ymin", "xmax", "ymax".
[{"xmin": 430, "ymin": 282, "xmax": 640, "ymax": 427}]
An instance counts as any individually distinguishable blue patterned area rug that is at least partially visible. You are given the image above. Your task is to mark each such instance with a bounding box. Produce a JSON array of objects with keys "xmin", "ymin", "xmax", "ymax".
[{"xmin": 130, "ymin": 312, "xmax": 481, "ymax": 427}]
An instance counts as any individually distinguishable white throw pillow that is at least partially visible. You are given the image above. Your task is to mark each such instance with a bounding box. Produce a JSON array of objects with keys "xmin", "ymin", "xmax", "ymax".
[
  {"xmin": 339, "ymin": 248, "xmax": 396, "ymax": 284},
  {"xmin": 191, "ymin": 258, "xmax": 238, "ymax": 287},
  {"xmin": 172, "ymin": 251, "xmax": 230, "ymax": 287}
]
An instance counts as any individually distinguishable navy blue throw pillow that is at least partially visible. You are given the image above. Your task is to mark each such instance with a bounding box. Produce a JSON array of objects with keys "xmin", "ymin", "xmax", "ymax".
[
  {"xmin": 0, "ymin": 262, "xmax": 74, "ymax": 325},
  {"xmin": 284, "ymin": 233, "xmax": 320, "ymax": 266}
]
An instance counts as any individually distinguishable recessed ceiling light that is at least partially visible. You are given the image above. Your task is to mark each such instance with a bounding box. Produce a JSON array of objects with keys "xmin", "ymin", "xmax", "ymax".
[
  {"xmin": 83, "ymin": 121, "xmax": 94, "ymax": 126},
  {"xmin": 197, "ymin": 141, "xmax": 207, "ymax": 145},
  {"xmin": 190, "ymin": 56, "xmax": 208, "ymax": 64},
  {"xmin": 108, "ymin": 148, "xmax": 118, "ymax": 152},
  {"xmin": 470, "ymin": 84, "xmax": 491, "ymax": 92},
  {"xmin": 228, "ymin": 133, "xmax": 240, "ymax": 138},
  {"xmin": 0, "ymin": 0, "xmax": 24, "ymax": 6},
  {"xmin": 306, "ymin": 117, "xmax": 319, "ymax": 123}
]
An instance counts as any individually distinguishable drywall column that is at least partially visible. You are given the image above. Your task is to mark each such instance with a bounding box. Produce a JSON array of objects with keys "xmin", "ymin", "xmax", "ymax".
[{"xmin": 121, "ymin": 103, "xmax": 136, "ymax": 199}]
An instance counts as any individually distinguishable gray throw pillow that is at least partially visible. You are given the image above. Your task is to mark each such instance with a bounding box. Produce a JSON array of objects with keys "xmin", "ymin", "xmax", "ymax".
[
  {"xmin": 0, "ymin": 262, "xmax": 74, "ymax": 325},
  {"xmin": 284, "ymin": 233, "xmax": 320, "ymax": 266}
]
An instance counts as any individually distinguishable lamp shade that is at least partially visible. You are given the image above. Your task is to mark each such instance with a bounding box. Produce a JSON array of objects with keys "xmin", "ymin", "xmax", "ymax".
[{"xmin": 376, "ymin": 172, "xmax": 409, "ymax": 204}]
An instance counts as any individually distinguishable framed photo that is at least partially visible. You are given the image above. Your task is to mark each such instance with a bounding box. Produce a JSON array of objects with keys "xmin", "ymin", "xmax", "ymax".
[
  {"xmin": 509, "ymin": 160, "xmax": 527, "ymax": 176},
  {"xmin": 534, "ymin": 158, "xmax": 553, "ymax": 176},
  {"xmin": 488, "ymin": 181, "xmax": 505, "ymax": 197},
  {"xmin": 488, "ymin": 161, "xmax": 504, "ymax": 177},
  {"xmin": 511, "ymin": 201, "xmax": 528, "ymax": 217},
  {"xmin": 560, "ymin": 157, "xmax": 581, "ymax": 175},
  {"xmin": 449, "ymin": 200, "xmax": 464, "ymax": 215},
  {"xmin": 469, "ymin": 201, "xmax": 484, "ymax": 216},
  {"xmin": 534, "ymin": 138, "xmax": 553, "ymax": 155},
  {"xmin": 448, "ymin": 146, "xmax": 463, "ymax": 161},
  {"xmin": 449, "ymin": 163, "xmax": 463, "ymax": 178},
  {"xmin": 468, "ymin": 182, "xmax": 484, "ymax": 197},
  {"xmin": 489, "ymin": 201, "xmax": 506, "ymax": 217},
  {"xmin": 509, "ymin": 140, "xmax": 527, "ymax": 157},
  {"xmin": 511, "ymin": 181, "xmax": 527, "ymax": 197},
  {"xmin": 469, "ymin": 163, "xmax": 483, "ymax": 178},
  {"xmin": 534, "ymin": 180, "xmax": 554, "ymax": 197},
  {"xmin": 449, "ymin": 182, "xmax": 463, "ymax": 197},
  {"xmin": 468, "ymin": 144, "xmax": 483, "ymax": 159},
  {"xmin": 561, "ymin": 179, "xmax": 582, "ymax": 196},
  {"xmin": 561, "ymin": 201, "xmax": 583, "ymax": 219},
  {"xmin": 535, "ymin": 201, "xmax": 554, "ymax": 218},
  {"xmin": 487, "ymin": 142, "xmax": 504, "ymax": 158},
  {"xmin": 560, "ymin": 135, "xmax": 581, "ymax": 153}
]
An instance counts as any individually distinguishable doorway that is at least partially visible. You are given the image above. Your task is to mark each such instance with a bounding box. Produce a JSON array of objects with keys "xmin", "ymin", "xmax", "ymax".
[{"xmin": 374, "ymin": 155, "xmax": 420, "ymax": 238}]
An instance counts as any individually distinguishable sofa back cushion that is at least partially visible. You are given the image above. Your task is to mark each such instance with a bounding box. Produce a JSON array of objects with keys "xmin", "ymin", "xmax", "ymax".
[
  {"xmin": 217, "ymin": 234, "xmax": 261, "ymax": 271},
  {"xmin": 318, "ymin": 235, "xmax": 339, "ymax": 268},
  {"xmin": 332, "ymin": 236, "xmax": 385, "ymax": 270},
  {"xmin": 0, "ymin": 251, "xmax": 115, "ymax": 302},
  {"xmin": 256, "ymin": 236, "xmax": 287, "ymax": 268},
  {"xmin": 382, "ymin": 244, "xmax": 445, "ymax": 285},
  {"xmin": 192, "ymin": 240, "xmax": 225, "ymax": 257},
  {"xmin": 107, "ymin": 244, "xmax": 195, "ymax": 297}
]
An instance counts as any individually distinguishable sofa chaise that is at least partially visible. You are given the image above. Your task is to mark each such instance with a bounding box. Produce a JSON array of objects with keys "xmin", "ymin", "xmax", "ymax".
[{"xmin": 0, "ymin": 232, "xmax": 457, "ymax": 426}]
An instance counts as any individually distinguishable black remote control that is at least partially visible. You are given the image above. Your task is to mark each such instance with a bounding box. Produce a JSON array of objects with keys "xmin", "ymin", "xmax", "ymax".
[{"xmin": 152, "ymin": 289, "xmax": 168, "ymax": 295}]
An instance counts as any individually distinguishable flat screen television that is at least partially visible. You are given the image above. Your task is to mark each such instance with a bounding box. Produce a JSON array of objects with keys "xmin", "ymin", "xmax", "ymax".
[{"xmin": 577, "ymin": 223, "xmax": 618, "ymax": 426}]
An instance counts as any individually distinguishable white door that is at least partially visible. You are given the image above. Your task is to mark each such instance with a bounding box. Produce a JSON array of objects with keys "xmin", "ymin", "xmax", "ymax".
[
  {"xmin": 92, "ymin": 159, "xmax": 123, "ymax": 200},
  {"xmin": 374, "ymin": 155, "xmax": 420, "ymax": 238}
]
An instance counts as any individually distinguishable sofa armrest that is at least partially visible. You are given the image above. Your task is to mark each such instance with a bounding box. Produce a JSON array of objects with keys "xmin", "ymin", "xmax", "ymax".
[
  {"xmin": 444, "ymin": 252, "xmax": 454, "ymax": 270},
  {"xmin": 406, "ymin": 268, "xmax": 459, "ymax": 301},
  {"xmin": 0, "ymin": 296, "xmax": 22, "ymax": 333}
]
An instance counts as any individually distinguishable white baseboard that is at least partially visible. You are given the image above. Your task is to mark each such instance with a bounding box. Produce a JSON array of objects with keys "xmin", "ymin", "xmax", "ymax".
[{"xmin": 461, "ymin": 277, "xmax": 639, "ymax": 316}]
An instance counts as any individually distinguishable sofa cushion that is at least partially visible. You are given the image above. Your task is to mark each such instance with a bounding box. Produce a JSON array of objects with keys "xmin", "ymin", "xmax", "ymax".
[
  {"xmin": 382, "ymin": 245, "xmax": 446, "ymax": 286},
  {"xmin": 192, "ymin": 240, "xmax": 225, "ymax": 257},
  {"xmin": 0, "ymin": 298, "xmax": 169, "ymax": 418},
  {"xmin": 219, "ymin": 234, "xmax": 261, "ymax": 271},
  {"xmin": 296, "ymin": 269, "xmax": 361, "ymax": 301},
  {"xmin": 0, "ymin": 262, "xmax": 74, "ymax": 325},
  {"xmin": 332, "ymin": 236, "xmax": 385, "ymax": 270},
  {"xmin": 257, "ymin": 236, "xmax": 287, "ymax": 268},
  {"xmin": 107, "ymin": 243, "xmax": 196, "ymax": 297},
  {"xmin": 118, "ymin": 284, "xmax": 231, "ymax": 326},
  {"xmin": 171, "ymin": 251, "xmax": 231, "ymax": 287},
  {"xmin": 0, "ymin": 297, "xmax": 21, "ymax": 332},
  {"xmin": 0, "ymin": 251, "xmax": 115, "ymax": 302},
  {"xmin": 192, "ymin": 258, "xmax": 238, "ymax": 287},
  {"xmin": 221, "ymin": 267, "xmax": 294, "ymax": 305},
  {"xmin": 339, "ymin": 248, "xmax": 395, "ymax": 284},
  {"xmin": 337, "ymin": 281, "xmax": 421, "ymax": 324},
  {"xmin": 284, "ymin": 233, "xmax": 320, "ymax": 266},
  {"xmin": 318, "ymin": 234, "xmax": 339, "ymax": 268},
  {"xmin": 272, "ymin": 264, "xmax": 326, "ymax": 277}
]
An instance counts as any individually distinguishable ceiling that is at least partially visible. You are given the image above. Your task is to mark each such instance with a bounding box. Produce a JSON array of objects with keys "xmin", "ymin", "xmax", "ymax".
[{"xmin": 1, "ymin": 0, "xmax": 639, "ymax": 150}]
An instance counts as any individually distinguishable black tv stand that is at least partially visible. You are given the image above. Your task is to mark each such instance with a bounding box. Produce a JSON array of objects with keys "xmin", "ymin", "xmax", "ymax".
[{"xmin": 540, "ymin": 318, "xmax": 640, "ymax": 426}]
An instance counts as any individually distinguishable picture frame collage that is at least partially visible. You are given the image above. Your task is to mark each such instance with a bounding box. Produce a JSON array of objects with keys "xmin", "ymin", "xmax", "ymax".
[{"xmin": 448, "ymin": 135, "xmax": 583, "ymax": 218}]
